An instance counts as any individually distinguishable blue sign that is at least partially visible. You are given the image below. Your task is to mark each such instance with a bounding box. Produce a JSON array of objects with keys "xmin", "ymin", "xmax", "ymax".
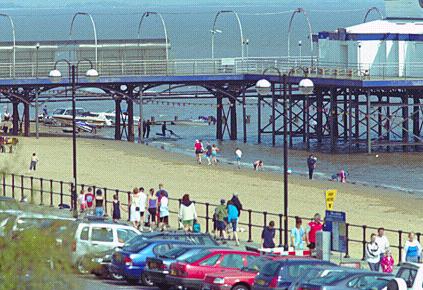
[{"xmin": 324, "ymin": 210, "xmax": 347, "ymax": 253}]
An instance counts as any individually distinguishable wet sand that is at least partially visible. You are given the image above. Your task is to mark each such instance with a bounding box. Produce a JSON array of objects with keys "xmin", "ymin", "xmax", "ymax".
[{"xmin": 4, "ymin": 136, "xmax": 423, "ymax": 258}]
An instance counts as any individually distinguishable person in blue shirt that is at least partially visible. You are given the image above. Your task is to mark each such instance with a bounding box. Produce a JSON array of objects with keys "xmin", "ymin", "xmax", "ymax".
[
  {"xmin": 262, "ymin": 221, "xmax": 276, "ymax": 249},
  {"xmin": 227, "ymin": 200, "xmax": 240, "ymax": 246},
  {"xmin": 291, "ymin": 217, "xmax": 306, "ymax": 250},
  {"xmin": 403, "ymin": 232, "xmax": 422, "ymax": 263}
]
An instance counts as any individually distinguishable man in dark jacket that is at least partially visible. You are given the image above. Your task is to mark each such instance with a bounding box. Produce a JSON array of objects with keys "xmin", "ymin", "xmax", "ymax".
[
  {"xmin": 231, "ymin": 193, "xmax": 242, "ymax": 217},
  {"xmin": 307, "ymin": 154, "xmax": 317, "ymax": 180}
]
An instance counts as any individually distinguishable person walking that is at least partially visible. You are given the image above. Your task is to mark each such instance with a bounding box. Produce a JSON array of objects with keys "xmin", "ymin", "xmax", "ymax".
[
  {"xmin": 161, "ymin": 121, "xmax": 167, "ymax": 136},
  {"xmin": 205, "ymin": 142, "xmax": 212, "ymax": 165},
  {"xmin": 179, "ymin": 194, "xmax": 197, "ymax": 232},
  {"xmin": 261, "ymin": 221, "xmax": 276, "ymax": 249},
  {"xmin": 194, "ymin": 140, "xmax": 203, "ymax": 164},
  {"xmin": 235, "ymin": 148, "xmax": 242, "ymax": 169},
  {"xmin": 403, "ymin": 232, "xmax": 422, "ymax": 263},
  {"xmin": 253, "ymin": 160, "xmax": 264, "ymax": 171},
  {"xmin": 366, "ymin": 233, "xmax": 381, "ymax": 271},
  {"xmin": 307, "ymin": 154, "xmax": 317, "ymax": 179},
  {"xmin": 306, "ymin": 213, "xmax": 323, "ymax": 249},
  {"xmin": 85, "ymin": 187, "xmax": 95, "ymax": 214},
  {"xmin": 231, "ymin": 193, "xmax": 243, "ymax": 233},
  {"xmin": 381, "ymin": 249, "xmax": 395, "ymax": 273},
  {"xmin": 130, "ymin": 187, "xmax": 142, "ymax": 229},
  {"xmin": 211, "ymin": 144, "xmax": 219, "ymax": 165},
  {"xmin": 29, "ymin": 153, "xmax": 39, "ymax": 171},
  {"xmin": 78, "ymin": 190, "xmax": 86, "ymax": 213},
  {"xmin": 214, "ymin": 199, "xmax": 228, "ymax": 241},
  {"xmin": 138, "ymin": 187, "xmax": 147, "ymax": 231},
  {"xmin": 147, "ymin": 188, "xmax": 158, "ymax": 230},
  {"xmin": 375, "ymin": 227, "xmax": 390, "ymax": 262},
  {"xmin": 112, "ymin": 194, "xmax": 121, "ymax": 222},
  {"xmin": 159, "ymin": 191, "xmax": 169, "ymax": 231},
  {"xmin": 227, "ymin": 200, "xmax": 240, "ymax": 246},
  {"xmin": 339, "ymin": 169, "xmax": 347, "ymax": 183},
  {"xmin": 94, "ymin": 189, "xmax": 104, "ymax": 217},
  {"xmin": 291, "ymin": 217, "xmax": 306, "ymax": 250}
]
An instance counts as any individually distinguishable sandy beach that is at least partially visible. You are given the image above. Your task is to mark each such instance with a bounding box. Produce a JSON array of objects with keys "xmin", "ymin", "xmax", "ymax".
[{"xmin": 3, "ymin": 136, "xmax": 423, "ymax": 259}]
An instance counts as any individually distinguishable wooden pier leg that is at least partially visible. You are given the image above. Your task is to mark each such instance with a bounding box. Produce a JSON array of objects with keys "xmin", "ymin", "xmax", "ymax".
[
  {"xmin": 386, "ymin": 96, "xmax": 390, "ymax": 152},
  {"xmin": 288, "ymin": 84, "xmax": 293, "ymax": 148},
  {"xmin": 114, "ymin": 98, "xmax": 122, "ymax": 140},
  {"xmin": 348, "ymin": 90, "xmax": 353, "ymax": 152},
  {"xmin": 127, "ymin": 97, "xmax": 134, "ymax": 142},
  {"xmin": 242, "ymin": 88, "xmax": 247, "ymax": 143},
  {"xmin": 402, "ymin": 95, "xmax": 409, "ymax": 152},
  {"xmin": 257, "ymin": 95, "xmax": 262, "ymax": 144},
  {"xmin": 216, "ymin": 95, "xmax": 223, "ymax": 140},
  {"xmin": 23, "ymin": 102, "xmax": 30, "ymax": 137},
  {"xmin": 230, "ymin": 97, "xmax": 237, "ymax": 141},
  {"xmin": 377, "ymin": 95, "xmax": 383, "ymax": 144},
  {"xmin": 366, "ymin": 92, "xmax": 372, "ymax": 154},
  {"xmin": 12, "ymin": 101, "xmax": 19, "ymax": 136},
  {"xmin": 413, "ymin": 95, "xmax": 420, "ymax": 151},
  {"xmin": 316, "ymin": 90, "xmax": 323, "ymax": 144},
  {"xmin": 330, "ymin": 89, "xmax": 337, "ymax": 153},
  {"xmin": 355, "ymin": 94, "xmax": 360, "ymax": 149},
  {"xmin": 271, "ymin": 83, "xmax": 276, "ymax": 147},
  {"xmin": 343, "ymin": 94, "xmax": 348, "ymax": 142}
]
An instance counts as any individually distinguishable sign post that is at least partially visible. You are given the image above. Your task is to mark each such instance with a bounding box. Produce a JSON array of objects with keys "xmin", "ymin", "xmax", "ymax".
[{"xmin": 324, "ymin": 210, "xmax": 347, "ymax": 253}]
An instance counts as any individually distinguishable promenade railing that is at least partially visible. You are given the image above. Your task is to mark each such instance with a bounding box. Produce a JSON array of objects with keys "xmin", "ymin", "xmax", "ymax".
[{"xmin": 0, "ymin": 173, "xmax": 418, "ymax": 262}]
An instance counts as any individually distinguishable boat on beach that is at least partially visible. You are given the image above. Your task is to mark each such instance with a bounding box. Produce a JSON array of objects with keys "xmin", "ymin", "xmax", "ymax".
[{"xmin": 52, "ymin": 108, "xmax": 112, "ymax": 127}]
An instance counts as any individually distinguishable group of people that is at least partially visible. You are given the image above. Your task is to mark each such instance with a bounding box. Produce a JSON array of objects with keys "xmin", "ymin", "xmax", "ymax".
[
  {"xmin": 194, "ymin": 139, "xmax": 220, "ymax": 166},
  {"xmin": 78, "ymin": 187, "xmax": 105, "ymax": 217},
  {"xmin": 307, "ymin": 153, "xmax": 348, "ymax": 182}
]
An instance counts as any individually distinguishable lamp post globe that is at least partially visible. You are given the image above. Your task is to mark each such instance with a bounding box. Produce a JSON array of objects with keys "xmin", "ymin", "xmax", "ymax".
[
  {"xmin": 85, "ymin": 68, "xmax": 99, "ymax": 81},
  {"xmin": 255, "ymin": 79, "xmax": 272, "ymax": 96},
  {"xmin": 298, "ymin": 78, "xmax": 314, "ymax": 95},
  {"xmin": 48, "ymin": 69, "xmax": 62, "ymax": 83}
]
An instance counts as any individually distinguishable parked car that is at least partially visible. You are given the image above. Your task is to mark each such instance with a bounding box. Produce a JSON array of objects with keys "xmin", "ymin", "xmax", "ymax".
[
  {"xmin": 66, "ymin": 217, "xmax": 140, "ymax": 270},
  {"xmin": 145, "ymin": 245, "xmax": 225, "ymax": 289},
  {"xmin": 383, "ymin": 262, "xmax": 422, "ymax": 290},
  {"xmin": 110, "ymin": 238, "xmax": 191, "ymax": 285},
  {"xmin": 166, "ymin": 249, "xmax": 260, "ymax": 290},
  {"xmin": 142, "ymin": 231, "xmax": 219, "ymax": 246},
  {"xmin": 252, "ymin": 258, "xmax": 337, "ymax": 289},
  {"xmin": 202, "ymin": 255, "xmax": 322, "ymax": 290}
]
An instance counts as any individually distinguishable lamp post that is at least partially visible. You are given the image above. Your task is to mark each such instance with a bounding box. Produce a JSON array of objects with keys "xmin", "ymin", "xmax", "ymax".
[
  {"xmin": 256, "ymin": 68, "xmax": 314, "ymax": 249},
  {"xmin": 35, "ymin": 42, "xmax": 40, "ymax": 139},
  {"xmin": 48, "ymin": 59, "xmax": 99, "ymax": 217},
  {"xmin": 0, "ymin": 14, "xmax": 16, "ymax": 78},
  {"xmin": 137, "ymin": 12, "xmax": 169, "ymax": 61},
  {"xmin": 69, "ymin": 12, "xmax": 98, "ymax": 67}
]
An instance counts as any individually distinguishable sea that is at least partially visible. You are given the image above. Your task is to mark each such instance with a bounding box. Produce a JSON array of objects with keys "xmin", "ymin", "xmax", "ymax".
[{"xmin": 4, "ymin": 0, "xmax": 423, "ymax": 195}]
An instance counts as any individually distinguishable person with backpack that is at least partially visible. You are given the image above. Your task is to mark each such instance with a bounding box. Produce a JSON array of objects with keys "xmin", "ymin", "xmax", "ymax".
[{"xmin": 214, "ymin": 199, "xmax": 228, "ymax": 241}]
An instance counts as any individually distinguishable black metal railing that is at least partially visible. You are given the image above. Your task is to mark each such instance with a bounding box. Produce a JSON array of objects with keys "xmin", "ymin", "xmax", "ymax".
[{"xmin": 0, "ymin": 173, "xmax": 417, "ymax": 262}]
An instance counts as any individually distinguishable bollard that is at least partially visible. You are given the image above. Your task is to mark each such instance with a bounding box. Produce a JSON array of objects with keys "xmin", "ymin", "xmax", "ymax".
[
  {"xmin": 39, "ymin": 178, "xmax": 44, "ymax": 206},
  {"xmin": 20, "ymin": 175, "xmax": 24, "ymax": 202},
  {"xmin": 247, "ymin": 210, "xmax": 253, "ymax": 242},
  {"xmin": 205, "ymin": 203, "xmax": 210, "ymax": 233},
  {"xmin": 361, "ymin": 225, "xmax": 367, "ymax": 261},
  {"xmin": 344, "ymin": 223, "xmax": 350, "ymax": 258}
]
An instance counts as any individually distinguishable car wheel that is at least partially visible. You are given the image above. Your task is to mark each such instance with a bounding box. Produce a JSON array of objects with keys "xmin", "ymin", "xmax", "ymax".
[
  {"xmin": 232, "ymin": 285, "xmax": 249, "ymax": 290},
  {"xmin": 76, "ymin": 259, "xmax": 89, "ymax": 275},
  {"xmin": 126, "ymin": 278, "xmax": 139, "ymax": 285},
  {"xmin": 141, "ymin": 272, "xmax": 154, "ymax": 286}
]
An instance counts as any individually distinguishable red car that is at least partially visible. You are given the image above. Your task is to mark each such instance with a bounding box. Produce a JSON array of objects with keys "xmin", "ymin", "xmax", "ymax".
[
  {"xmin": 201, "ymin": 256, "xmax": 314, "ymax": 290},
  {"xmin": 166, "ymin": 249, "xmax": 260, "ymax": 290}
]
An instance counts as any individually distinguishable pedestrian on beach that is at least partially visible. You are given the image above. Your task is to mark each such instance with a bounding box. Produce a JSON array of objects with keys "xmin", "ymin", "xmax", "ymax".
[
  {"xmin": 95, "ymin": 189, "xmax": 104, "ymax": 217},
  {"xmin": 366, "ymin": 233, "xmax": 381, "ymax": 271},
  {"xmin": 194, "ymin": 139, "xmax": 203, "ymax": 164},
  {"xmin": 161, "ymin": 121, "xmax": 167, "ymax": 136},
  {"xmin": 85, "ymin": 187, "xmax": 95, "ymax": 213},
  {"xmin": 253, "ymin": 160, "xmax": 264, "ymax": 171},
  {"xmin": 159, "ymin": 191, "xmax": 169, "ymax": 231},
  {"xmin": 178, "ymin": 194, "xmax": 197, "ymax": 232},
  {"xmin": 214, "ymin": 199, "xmax": 228, "ymax": 241},
  {"xmin": 307, "ymin": 154, "xmax": 317, "ymax": 179},
  {"xmin": 138, "ymin": 187, "xmax": 147, "ymax": 230},
  {"xmin": 211, "ymin": 144, "xmax": 219, "ymax": 165},
  {"xmin": 403, "ymin": 232, "xmax": 422, "ymax": 263},
  {"xmin": 235, "ymin": 148, "xmax": 242, "ymax": 169},
  {"xmin": 205, "ymin": 142, "xmax": 212, "ymax": 165},
  {"xmin": 147, "ymin": 188, "xmax": 157, "ymax": 230},
  {"xmin": 306, "ymin": 213, "xmax": 323, "ymax": 249},
  {"xmin": 130, "ymin": 187, "xmax": 142, "ymax": 229},
  {"xmin": 381, "ymin": 249, "xmax": 394, "ymax": 273},
  {"xmin": 78, "ymin": 190, "xmax": 86, "ymax": 213},
  {"xmin": 339, "ymin": 169, "xmax": 347, "ymax": 183},
  {"xmin": 156, "ymin": 184, "xmax": 168, "ymax": 225},
  {"xmin": 227, "ymin": 200, "xmax": 240, "ymax": 246},
  {"xmin": 291, "ymin": 217, "xmax": 306, "ymax": 250},
  {"xmin": 29, "ymin": 153, "xmax": 39, "ymax": 171},
  {"xmin": 231, "ymin": 193, "xmax": 243, "ymax": 233},
  {"xmin": 261, "ymin": 221, "xmax": 276, "ymax": 249},
  {"xmin": 375, "ymin": 227, "xmax": 390, "ymax": 261},
  {"xmin": 112, "ymin": 194, "xmax": 121, "ymax": 222}
]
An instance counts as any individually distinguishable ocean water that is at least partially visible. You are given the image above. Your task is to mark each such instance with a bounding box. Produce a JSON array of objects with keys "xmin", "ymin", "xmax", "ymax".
[{"xmin": 4, "ymin": 0, "xmax": 423, "ymax": 195}]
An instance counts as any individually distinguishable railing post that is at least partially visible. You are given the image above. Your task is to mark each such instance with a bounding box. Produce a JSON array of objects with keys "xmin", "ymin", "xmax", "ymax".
[
  {"xmin": 263, "ymin": 211, "xmax": 267, "ymax": 227},
  {"xmin": 2, "ymin": 173, "xmax": 6, "ymax": 196},
  {"xmin": 20, "ymin": 175, "xmax": 24, "ymax": 202},
  {"xmin": 361, "ymin": 225, "xmax": 367, "ymax": 260},
  {"xmin": 398, "ymin": 230, "xmax": 403, "ymax": 264},
  {"xmin": 60, "ymin": 181, "xmax": 64, "ymax": 206},
  {"xmin": 50, "ymin": 179, "xmax": 54, "ymax": 207},
  {"xmin": 104, "ymin": 188, "xmax": 108, "ymax": 215},
  {"xmin": 39, "ymin": 178, "xmax": 44, "ymax": 206},
  {"xmin": 247, "ymin": 209, "xmax": 253, "ymax": 242},
  {"xmin": 30, "ymin": 176, "xmax": 34, "ymax": 204},
  {"xmin": 205, "ymin": 202, "xmax": 210, "ymax": 233},
  {"xmin": 279, "ymin": 214, "xmax": 283, "ymax": 247},
  {"xmin": 11, "ymin": 174, "xmax": 15, "ymax": 199},
  {"xmin": 344, "ymin": 223, "xmax": 350, "ymax": 258},
  {"xmin": 127, "ymin": 191, "xmax": 131, "ymax": 222}
]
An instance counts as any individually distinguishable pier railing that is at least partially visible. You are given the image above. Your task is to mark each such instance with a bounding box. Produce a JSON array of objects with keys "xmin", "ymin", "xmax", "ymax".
[
  {"xmin": 0, "ymin": 173, "xmax": 417, "ymax": 262},
  {"xmin": 1, "ymin": 57, "xmax": 423, "ymax": 80}
]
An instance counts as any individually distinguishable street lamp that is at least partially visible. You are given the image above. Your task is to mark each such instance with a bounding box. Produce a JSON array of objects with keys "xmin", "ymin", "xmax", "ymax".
[
  {"xmin": 255, "ymin": 67, "xmax": 314, "ymax": 249},
  {"xmin": 48, "ymin": 59, "xmax": 99, "ymax": 217},
  {"xmin": 35, "ymin": 42, "xmax": 40, "ymax": 139},
  {"xmin": 70, "ymin": 12, "xmax": 98, "ymax": 67},
  {"xmin": 0, "ymin": 14, "xmax": 16, "ymax": 78}
]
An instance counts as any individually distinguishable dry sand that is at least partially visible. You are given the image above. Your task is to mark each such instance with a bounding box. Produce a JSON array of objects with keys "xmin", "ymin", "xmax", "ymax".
[{"xmin": 3, "ymin": 136, "xmax": 423, "ymax": 259}]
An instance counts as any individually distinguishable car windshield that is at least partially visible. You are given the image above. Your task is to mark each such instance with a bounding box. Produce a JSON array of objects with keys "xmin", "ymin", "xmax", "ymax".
[
  {"xmin": 184, "ymin": 250, "xmax": 211, "ymax": 264},
  {"xmin": 260, "ymin": 261, "xmax": 281, "ymax": 276},
  {"xmin": 122, "ymin": 238, "xmax": 149, "ymax": 253},
  {"xmin": 160, "ymin": 247, "xmax": 188, "ymax": 259},
  {"xmin": 244, "ymin": 257, "xmax": 271, "ymax": 272}
]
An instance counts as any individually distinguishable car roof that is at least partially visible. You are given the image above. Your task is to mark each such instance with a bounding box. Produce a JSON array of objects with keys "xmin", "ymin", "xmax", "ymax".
[
  {"xmin": 142, "ymin": 231, "xmax": 213, "ymax": 237},
  {"xmin": 208, "ymin": 248, "xmax": 260, "ymax": 255},
  {"xmin": 145, "ymin": 239, "xmax": 192, "ymax": 245}
]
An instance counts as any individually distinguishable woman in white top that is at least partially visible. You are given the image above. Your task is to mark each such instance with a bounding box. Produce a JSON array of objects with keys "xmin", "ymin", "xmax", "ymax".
[
  {"xmin": 130, "ymin": 187, "xmax": 142, "ymax": 229},
  {"xmin": 179, "ymin": 194, "xmax": 197, "ymax": 232},
  {"xmin": 366, "ymin": 233, "xmax": 381, "ymax": 271}
]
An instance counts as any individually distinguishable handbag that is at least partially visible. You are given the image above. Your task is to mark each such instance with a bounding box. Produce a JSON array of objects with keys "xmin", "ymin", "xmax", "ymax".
[
  {"xmin": 193, "ymin": 221, "xmax": 201, "ymax": 233},
  {"xmin": 135, "ymin": 207, "xmax": 140, "ymax": 211}
]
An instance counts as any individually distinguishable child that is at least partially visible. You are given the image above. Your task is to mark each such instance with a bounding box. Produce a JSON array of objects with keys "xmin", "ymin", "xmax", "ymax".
[
  {"xmin": 211, "ymin": 144, "xmax": 219, "ymax": 165},
  {"xmin": 381, "ymin": 249, "xmax": 394, "ymax": 273},
  {"xmin": 29, "ymin": 153, "xmax": 39, "ymax": 171},
  {"xmin": 339, "ymin": 169, "xmax": 347, "ymax": 183},
  {"xmin": 78, "ymin": 190, "xmax": 86, "ymax": 213},
  {"xmin": 253, "ymin": 160, "xmax": 264, "ymax": 171},
  {"xmin": 112, "ymin": 194, "xmax": 121, "ymax": 222},
  {"xmin": 85, "ymin": 187, "xmax": 95, "ymax": 213}
]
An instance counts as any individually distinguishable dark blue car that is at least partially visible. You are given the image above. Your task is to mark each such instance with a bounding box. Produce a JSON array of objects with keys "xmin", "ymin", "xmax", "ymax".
[{"xmin": 110, "ymin": 238, "xmax": 190, "ymax": 286}]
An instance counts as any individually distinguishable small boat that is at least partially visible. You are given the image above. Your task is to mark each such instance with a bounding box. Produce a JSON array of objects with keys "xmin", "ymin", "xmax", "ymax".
[{"xmin": 52, "ymin": 107, "xmax": 112, "ymax": 127}]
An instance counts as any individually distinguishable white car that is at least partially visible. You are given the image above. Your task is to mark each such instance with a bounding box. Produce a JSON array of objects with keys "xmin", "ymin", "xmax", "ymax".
[
  {"xmin": 70, "ymin": 218, "xmax": 140, "ymax": 266},
  {"xmin": 384, "ymin": 262, "xmax": 422, "ymax": 290}
]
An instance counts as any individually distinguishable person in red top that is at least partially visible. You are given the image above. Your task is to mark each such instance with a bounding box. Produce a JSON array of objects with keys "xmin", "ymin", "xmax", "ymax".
[
  {"xmin": 194, "ymin": 139, "xmax": 203, "ymax": 164},
  {"xmin": 85, "ymin": 187, "xmax": 95, "ymax": 210},
  {"xmin": 306, "ymin": 213, "xmax": 323, "ymax": 249}
]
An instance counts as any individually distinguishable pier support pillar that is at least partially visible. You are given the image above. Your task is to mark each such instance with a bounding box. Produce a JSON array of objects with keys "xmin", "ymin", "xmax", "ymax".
[
  {"xmin": 257, "ymin": 95, "xmax": 262, "ymax": 144},
  {"xmin": 242, "ymin": 89, "xmax": 247, "ymax": 143},
  {"xmin": 348, "ymin": 90, "xmax": 353, "ymax": 152},
  {"xmin": 366, "ymin": 92, "xmax": 372, "ymax": 154},
  {"xmin": 229, "ymin": 97, "xmax": 237, "ymax": 140},
  {"xmin": 271, "ymin": 83, "xmax": 276, "ymax": 146},
  {"xmin": 386, "ymin": 96, "xmax": 391, "ymax": 152},
  {"xmin": 355, "ymin": 95, "xmax": 360, "ymax": 149},
  {"xmin": 402, "ymin": 95, "xmax": 409, "ymax": 152},
  {"xmin": 343, "ymin": 94, "xmax": 348, "ymax": 141},
  {"xmin": 127, "ymin": 97, "xmax": 134, "ymax": 142},
  {"xmin": 377, "ymin": 95, "xmax": 383, "ymax": 142},
  {"xmin": 23, "ymin": 102, "xmax": 30, "ymax": 137},
  {"xmin": 316, "ymin": 89, "xmax": 323, "ymax": 144},
  {"xmin": 114, "ymin": 99, "xmax": 122, "ymax": 140},
  {"xmin": 216, "ymin": 95, "xmax": 223, "ymax": 140},
  {"xmin": 11, "ymin": 101, "xmax": 19, "ymax": 136},
  {"xmin": 329, "ymin": 89, "xmax": 337, "ymax": 152},
  {"xmin": 413, "ymin": 95, "xmax": 420, "ymax": 151}
]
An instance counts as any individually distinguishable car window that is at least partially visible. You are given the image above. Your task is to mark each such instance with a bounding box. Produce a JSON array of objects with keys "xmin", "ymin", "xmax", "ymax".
[
  {"xmin": 287, "ymin": 264, "xmax": 315, "ymax": 279},
  {"xmin": 260, "ymin": 261, "xmax": 281, "ymax": 276},
  {"xmin": 245, "ymin": 257, "xmax": 269, "ymax": 272},
  {"xmin": 153, "ymin": 244, "xmax": 171, "ymax": 256},
  {"xmin": 396, "ymin": 267, "xmax": 417, "ymax": 288},
  {"xmin": 185, "ymin": 250, "xmax": 211, "ymax": 264},
  {"xmin": 80, "ymin": 226, "xmax": 89, "ymax": 241},
  {"xmin": 117, "ymin": 228, "xmax": 138, "ymax": 243},
  {"xmin": 347, "ymin": 275, "xmax": 390, "ymax": 289},
  {"xmin": 91, "ymin": 227, "xmax": 114, "ymax": 242},
  {"xmin": 220, "ymin": 254, "xmax": 244, "ymax": 269},
  {"xmin": 199, "ymin": 254, "xmax": 221, "ymax": 266},
  {"xmin": 122, "ymin": 239, "xmax": 149, "ymax": 252}
]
